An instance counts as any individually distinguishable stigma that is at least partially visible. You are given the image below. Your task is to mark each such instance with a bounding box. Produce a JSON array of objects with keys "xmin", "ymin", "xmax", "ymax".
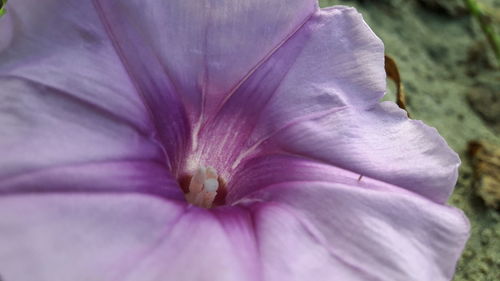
[{"xmin": 185, "ymin": 166, "xmax": 220, "ymax": 208}]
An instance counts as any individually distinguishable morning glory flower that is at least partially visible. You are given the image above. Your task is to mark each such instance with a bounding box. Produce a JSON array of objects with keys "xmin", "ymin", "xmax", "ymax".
[{"xmin": 0, "ymin": 0, "xmax": 469, "ymax": 280}]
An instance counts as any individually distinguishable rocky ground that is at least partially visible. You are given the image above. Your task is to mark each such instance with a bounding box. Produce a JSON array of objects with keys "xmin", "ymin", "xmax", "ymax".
[{"xmin": 319, "ymin": 0, "xmax": 500, "ymax": 280}]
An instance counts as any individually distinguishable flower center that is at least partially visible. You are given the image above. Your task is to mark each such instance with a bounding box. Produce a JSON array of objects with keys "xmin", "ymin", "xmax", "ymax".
[{"xmin": 183, "ymin": 166, "xmax": 224, "ymax": 208}]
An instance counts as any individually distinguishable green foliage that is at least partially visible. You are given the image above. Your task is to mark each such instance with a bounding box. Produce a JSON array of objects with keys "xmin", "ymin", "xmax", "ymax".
[
  {"xmin": 0, "ymin": 0, "xmax": 7, "ymax": 17},
  {"xmin": 463, "ymin": 0, "xmax": 500, "ymax": 66}
]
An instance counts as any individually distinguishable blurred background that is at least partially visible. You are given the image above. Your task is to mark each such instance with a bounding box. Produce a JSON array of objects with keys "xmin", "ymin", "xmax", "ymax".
[{"xmin": 319, "ymin": 0, "xmax": 500, "ymax": 280}]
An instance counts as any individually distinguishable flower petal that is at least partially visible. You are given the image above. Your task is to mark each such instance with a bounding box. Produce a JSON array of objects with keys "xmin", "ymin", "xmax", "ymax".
[
  {"xmin": 92, "ymin": 0, "xmax": 319, "ymax": 122},
  {"xmin": 0, "ymin": 77, "xmax": 165, "ymax": 189},
  {"xmin": 0, "ymin": 158, "xmax": 184, "ymax": 200},
  {"xmin": 256, "ymin": 102, "xmax": 460, "ymax": 203},
  {"xmin": 0, "ymin": 194, "xmax": 260, "ymax": 281},
  {"xmin": 251, "ymin": 203, "xmax": 375, "ymax": 281},
  {"xmin": 0, "ymin": 0, "xmax": 149, "ymax": 131},
  {"xmin": 228, "ymin": 154, "xmax": 410, "ymax": 204},
  {"xmin": 247, "ymin": 181, "xmax": 469, "ymax": 281},
  {"xmin": 120, "ymin": 207, "xmax": 260, "ymax": 281},
  {"xmin": 0, "ymin": 194, "xmax": 185, "ymax": 281},
  {"xmin": 0, "ymin": 0, "xmax": 189, "ymax": 185},
  {"xmin": 195, "ymin": 7, "xmax": 385, "ymax": 175}
]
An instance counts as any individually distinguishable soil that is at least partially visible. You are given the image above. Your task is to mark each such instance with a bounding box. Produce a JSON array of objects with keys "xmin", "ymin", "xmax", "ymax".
[{"xmin": 319, "ymin": 0, "xmax": 500, "ymax": 280}]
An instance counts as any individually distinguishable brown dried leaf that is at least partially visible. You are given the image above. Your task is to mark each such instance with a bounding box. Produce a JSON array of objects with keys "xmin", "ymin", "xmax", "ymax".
[
  {"xmin": 384, "ymin": 55, "xmax": 409, "ymax": 117},
  {"xmin": 468, "ymin": 140, "xmax": 500, "ymax": 209}
]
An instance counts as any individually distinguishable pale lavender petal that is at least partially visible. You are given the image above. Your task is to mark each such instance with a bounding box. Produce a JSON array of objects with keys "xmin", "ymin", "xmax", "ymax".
[
  {"xmin": 0, "ymin": 0, "xmax": 189, "ymax": 175},
  {"xmin": 247, "ymin": 181, "xmax": 469, "ymax": 281},
  {"xmin": 2, "ymin": 190, "xmax": 466, "ymax": 281},
  {"xmin": 227, "ymin": 154, "xmax": 412, "ymax": 204},
  {"xmin": 93, "ymin": 0, "xmax": 318, "ymax": 124},
  {"xmin": 0, "ymin": 194, "xmax": 185, "ymax": 281},
  {"xmin": 0, "ymin": 194, "xmax": 260, "ymax": 281},
  {"xmin": 0, "ymin": 160, "xmax": 183, "ymax": 199},
  {"xmin": 90, "ymin": 0, "xmax": 319, "ymax": 172},
  {"xmin": 0, "ymin": 77, "xmax": 166, "ymax": 192},
  {"xmin": 256, "ymin": 102, "xmax": 460, "ymax": 203},
  {"xmin": 121, "ymin": 207, "xmax": 259, "ymax": 281},
  {"xmin": 251, "ymin": 203, "xmax": 373, "ymax": 281},
  {"xmin": 194, "ymin": 7, "xmax": 385, "ymax": 175},
  {"xmin": 0, "ymin": 0, "xmax": 179, "ymax": 185},
  {"xmin": 229, "ymin": 153, "xmax": 466, "ymax": 279},
  {"xmin": 0, "ymin": 5, "xmax": 13, "ymax": 52},
  {"xmin": 0, "ymin": 0, "xmax": 149, "ymax": 131}
]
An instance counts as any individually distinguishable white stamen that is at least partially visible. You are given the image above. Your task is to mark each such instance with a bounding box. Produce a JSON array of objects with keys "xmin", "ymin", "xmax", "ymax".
[
  {"xmin": 188, "ymin": 166, "xmax": 206, "ymax": 194},
  {"xmin": 201, "ymin": 192, "xmax": 217, "ymax": 208},
  {"xmin": 203, "ymin": 178, "xmax": 218, "ymax": 192},
  {"xmin": 185, "ymin": 165, "xmax": 219, "ymax": 208},
  {"xmin": 193, "ymin": 192, "xmax": 206, "ymax": 206},
  {"xmin": 206, "ymin": 167, "xmax": 218, "ymax": 179}
]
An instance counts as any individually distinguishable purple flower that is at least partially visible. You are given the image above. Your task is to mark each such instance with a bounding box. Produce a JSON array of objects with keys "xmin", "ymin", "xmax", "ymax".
[{"xmin": 0, "ymin": 0, "xmax": 469, "ymax": 280}]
